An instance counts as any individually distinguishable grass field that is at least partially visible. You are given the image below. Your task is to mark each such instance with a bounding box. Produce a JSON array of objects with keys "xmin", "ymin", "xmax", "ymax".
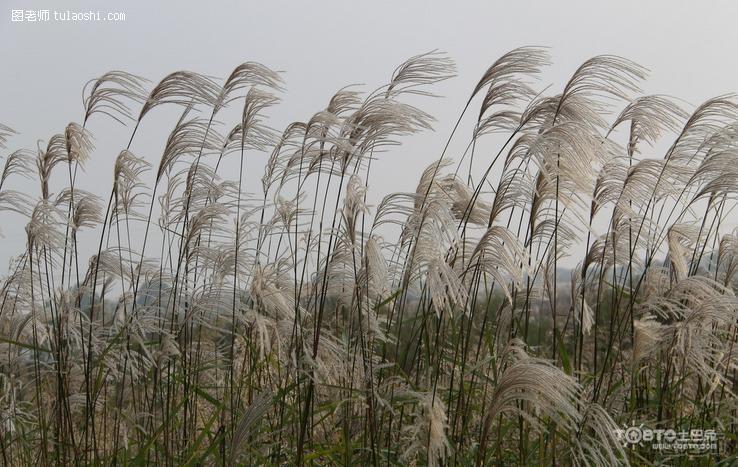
[{"xmin": 0, "ymin": 47, "xmax": 737, "ymax": 465}]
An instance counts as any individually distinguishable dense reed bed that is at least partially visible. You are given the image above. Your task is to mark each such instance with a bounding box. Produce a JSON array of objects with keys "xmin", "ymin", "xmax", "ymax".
[{"xmin": 0, "ymin": 48, "xmax": 737, "ymax": 465}]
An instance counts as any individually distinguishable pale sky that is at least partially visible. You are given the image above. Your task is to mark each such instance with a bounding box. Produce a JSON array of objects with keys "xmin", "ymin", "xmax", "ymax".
[{"xmin": 1, "ymin": 0, "xmax": 737, "ymax": 267}]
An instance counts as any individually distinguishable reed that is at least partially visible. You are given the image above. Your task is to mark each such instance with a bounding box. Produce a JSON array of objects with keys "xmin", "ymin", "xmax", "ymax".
[{"xmin": 0, "ymin": 48, "xmax": 736, "ymax": 466}]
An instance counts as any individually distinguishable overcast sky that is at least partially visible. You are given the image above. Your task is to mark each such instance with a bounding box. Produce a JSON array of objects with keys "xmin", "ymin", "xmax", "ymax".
[{"xmin": 1, "ymin": 0, "xmax": 737, "ymax": 267}]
